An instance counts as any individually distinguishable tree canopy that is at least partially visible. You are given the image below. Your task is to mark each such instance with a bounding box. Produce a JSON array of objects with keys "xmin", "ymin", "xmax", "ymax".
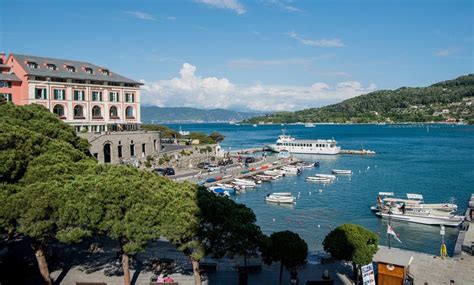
[
  {"xmin": 262, "ymin": 231, "xmax": 308, "ymax": 285},
  {"xmin": 323, "ymin": 224, "xmax": 378, "ymax": 280}
]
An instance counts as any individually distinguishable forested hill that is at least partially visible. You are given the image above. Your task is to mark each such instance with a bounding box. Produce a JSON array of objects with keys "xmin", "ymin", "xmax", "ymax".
[
  {"xmin": 141, "ymin": 106, "xmax": 259, "ymax": 123},
  {"xmin": 245, "ymin": 74, "xmax": 474, "ymax": 124}
]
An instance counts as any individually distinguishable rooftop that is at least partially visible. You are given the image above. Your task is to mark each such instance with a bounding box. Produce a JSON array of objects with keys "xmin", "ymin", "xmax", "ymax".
[{"xmin": 11, "ymin": 54, "xmax": 141, "ymax": 85}]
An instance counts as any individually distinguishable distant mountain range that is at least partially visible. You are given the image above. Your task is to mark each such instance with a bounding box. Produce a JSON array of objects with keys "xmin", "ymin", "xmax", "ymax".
[
  {"xmin": 141, "ymin": 106, "xmax": 260, "ymax": 123},
  {"xmin": 245, "ymin": 74, "xmax": 474, "ymax": 124}
]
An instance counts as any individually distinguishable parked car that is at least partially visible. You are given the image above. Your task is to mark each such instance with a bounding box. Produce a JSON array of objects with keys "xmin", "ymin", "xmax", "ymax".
[
  {"xmin": 197, "ymin": 162, "xmax": 211, "ymax": 169},
  {"xmin": 153, "ymin": 167, "xmax": 175, "ymax": 176}
]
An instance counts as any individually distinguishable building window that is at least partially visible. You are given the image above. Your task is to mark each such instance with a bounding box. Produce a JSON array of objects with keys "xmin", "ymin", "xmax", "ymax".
[
  {"xmin": 125, "ymin": 92, "xmax": 135, "ymax": 103},
  {"xmin": 0, "ymin": 93, "xmax": 12, "ymax": 102},
  {"xmin": 92, "ymin": 106, "xmax": 102, "ymax": 119},
  {"xmin": 53, "ymin": 89, "xmax": 65, "ymax": 100},
  {"xmin": 47, "ymin": 64, "xmax": 57, "ymax": 70},
  {"xmin": 142, "ymin": 143, "xmax": 146, "ymax": 156},
  {"xmin": 109, "ymin": 106, "xmax": 118, "ymax": 118},
  {"xmin": 35, "ymin": 87, "xmax": 47, "ymax": 100},
  {"xmin": 73, "ymin": 105, "xmax": 84, "ymax": 118},
  {"xmin": 125, "ymin": 106, "xmax": 134, "ymax": 118},
  {"xmin": 66, "ymin": 66, "xmax": 76, "ymax": 72},
  {"xmin": 27, "ymin": 61, "xmax": 38, "ymax": 69},
  {"xmin": 72, "ymin": 79, "xmax": 85, "ymax": 84},
  {"xmin": 85, "ymin": 67, "xmax": 93, "ymax": 74},
  {"xmin": 118, "ymin": 145, "xmax": 123, "ymax": 158},
  {"xmin": 101, "ymin": 69, "xmax": 110, "ymax": 76},
  {"xmin": 73, "ymin": 90, "xmax": 85, "ymax": 101},
  {"xmin": 0, "ymin": 81, "xmax": 11, "ymax": 88},
  {"xmin": 130, "ymin": 144, "xmax": 135, "ymax": 157},
  {"xmin": 92, "ymin": 91, "xmax": 103, "ymax": 101},
  {"xmin": 53, "ymin": 104, "xmax": 65, "ymax": 117},
  {"xmin": 109, "ymin": 91, "xmax": 119, "ymax": 102}
]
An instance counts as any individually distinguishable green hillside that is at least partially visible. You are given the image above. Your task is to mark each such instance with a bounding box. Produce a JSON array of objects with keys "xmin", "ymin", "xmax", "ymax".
[
  {"xmin": 246, "ymin": 74, "xmax": 474, "ymax": 124},
  {"xmin": 141, "ymin": 106, "xmax": 259, "ymax": 123}
]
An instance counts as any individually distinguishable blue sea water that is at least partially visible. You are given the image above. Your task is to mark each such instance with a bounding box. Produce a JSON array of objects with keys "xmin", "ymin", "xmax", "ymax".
[{"xmin": 167, "ymin": 123, "xmax": 474, "ymax": 256}]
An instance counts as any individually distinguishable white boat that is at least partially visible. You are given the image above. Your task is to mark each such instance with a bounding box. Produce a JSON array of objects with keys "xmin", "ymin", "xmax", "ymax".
[
  {"xmin": 265, "ymin": 194, "xmax": 295, "ymax": 204},
  {"xmin": 304, "ymin": 123, "xmax": 315, "ymax": 128},
  {"xmin": 254, "ymin": 174, "xmax": 274, "ymax": 181},
  {"xmin": 315, "ymin": 174, "xmax": 336, "ymax": 180},
  {"xmin": 267, "ymin": 131, "xmax": 340, "ymax": 155},
  {"xmin": 264, "ymin": 170, "xmax": 286, "ymax": 177},
  {"xmin": 272, "ymin": 192, "xmax": 293, "ymax": 197},
  {"xmin": 373, "ymin": 193, "xmax": 458, "ymax": 213},
  {"xmin": 375, "ymin": 208, "xmax": 464, "ymax": 227},
  {"xmin": 253, "ymin": 124, "xmax": 257, "ymax": 127},
  {"xmin": 178, "ymin": 126, "xmax": 190, "ymax": 136},
  {"xmin": 281, "ymin": 165, "xmax": 301, "ymax": 175},
  {"xmin": 306, "ymin": 176, "xmax": 332, "ymax": 183},
  {"xmin": 331, "ymin": 169, "xmax": 352, "ymax": 175},
  {"xmin": 233, "ymin": 178, "xmax": 257, "ymax": 187}
]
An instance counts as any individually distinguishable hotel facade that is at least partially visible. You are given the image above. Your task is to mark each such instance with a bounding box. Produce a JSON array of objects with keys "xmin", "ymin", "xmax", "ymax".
[{"xmin": 0, "ymin": 53, "xmax": 160, "ymax": 163}]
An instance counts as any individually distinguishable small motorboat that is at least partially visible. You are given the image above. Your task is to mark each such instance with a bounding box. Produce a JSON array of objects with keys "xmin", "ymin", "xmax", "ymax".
[
  {"xmin": 306, "ymin": 176, "xmax": 332, "ymax": 183},
  {"xmin": 254, "ymin": 174, "xmax": 274, "ymax": 181},
  {"xmin": 332, "ymin": 169, "xmax": 352, "ymax": 175},
  {"xmin": 315, "ymin": 174, "xmax": 336, "ymax": 180},
  {"xmin": 281, "ymin": 165, "xmax": 301, "ymax": 175},
  {"xmin": 265, "ymin": 194, "xmax": 296, "ymax": 204},
  {"xmin": 233, "ymin": 178, "xmax": 257, "ymax": 187},
  {"xmin": 209, "ymin": 186, "xmax": 236, "ymax": 195},
  {"xmin": 272, "ymin": 192, "xmax": 293, "ymax": 197}
]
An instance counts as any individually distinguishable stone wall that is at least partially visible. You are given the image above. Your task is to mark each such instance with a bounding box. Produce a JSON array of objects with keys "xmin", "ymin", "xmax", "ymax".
[{"xmin": 79, "ymin": 131, "xmax": 161, "ymax": 164}]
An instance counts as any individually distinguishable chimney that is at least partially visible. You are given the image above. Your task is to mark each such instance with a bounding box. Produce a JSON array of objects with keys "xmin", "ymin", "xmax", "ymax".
[{"xmin": 0, "ymin": 52, "xmax": 6, "ymax": 64}]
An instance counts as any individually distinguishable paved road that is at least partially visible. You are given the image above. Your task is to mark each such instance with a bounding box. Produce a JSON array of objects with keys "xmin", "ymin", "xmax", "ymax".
[{"xmin": 161, "ymin": 144, "xmax": 192, "ymax": 153}]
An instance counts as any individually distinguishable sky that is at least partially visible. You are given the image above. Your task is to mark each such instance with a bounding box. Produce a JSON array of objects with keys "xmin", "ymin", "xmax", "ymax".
[{"xmin": 1, "ymin": 0, "xmax": 473, "ymax": 112}]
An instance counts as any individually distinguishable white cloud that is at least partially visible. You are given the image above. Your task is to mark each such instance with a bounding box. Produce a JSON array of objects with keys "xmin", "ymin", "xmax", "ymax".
[
  {"xmin": 311, "ymin": 82, "xmax": 330, "ymax": 92},
  {"xmin": 228, "ymin": 57, "xmax": 314, "ymax": 68},
  {"xmin": 435, "ymin": 48, "xmax": 457, "ymax": 57},
  {"xmin": 262, "ymin": 0, "xmax": 304, "ymax": 12},
  {"xmin": 284, "ymin": 5, "xmax": 303, "ymax": 12},
  {"xmin": 288, "ymin": 31, "xmax": 345, "ymax": 48},
  {"xmin": 166, "ymin": 16, "xmax": 176, "ymax": 21},
  {"xmin": 124, "ymin": 11, "xmax": 156, "ymax": 21},
  {"xmin": 141, "ymin": 63, "xmax": 377, "ymax": 112},
  {"xmin": 195, "ymin": 0, "xmax": 246, "ymax": 14}
]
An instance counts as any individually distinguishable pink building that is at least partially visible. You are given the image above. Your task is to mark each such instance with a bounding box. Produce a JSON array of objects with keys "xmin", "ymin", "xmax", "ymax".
[{"xmin": 0, "ymin": 53, "xmax": 142, "ymax": 133}]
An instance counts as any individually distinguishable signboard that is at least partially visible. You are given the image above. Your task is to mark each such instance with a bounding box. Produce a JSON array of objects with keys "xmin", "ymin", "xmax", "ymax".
[{"xmin": 361, "ymin": 263, "xmax": 376, "ymax": 285}]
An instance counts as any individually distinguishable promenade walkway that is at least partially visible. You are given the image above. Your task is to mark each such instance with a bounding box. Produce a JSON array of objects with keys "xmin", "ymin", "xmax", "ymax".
[{"xmin": 376, "ymin": 246, "xmax": 474, "ymax": 284}]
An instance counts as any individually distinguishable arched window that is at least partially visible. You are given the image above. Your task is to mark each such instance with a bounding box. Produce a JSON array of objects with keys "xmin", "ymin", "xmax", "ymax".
[
  {"xmin": 53, "ymin": 104, "xmax": 65, "ymax": 118},
  {"xmin": 109, "ymin": 106, "xmax": 118, "ymax": 118},
  {"xmin": 125, "ymin": 106, "xmax": 134, "ymax": 118},
  {"xmin": 92, "ymin": 105, "xmax": 102, "ymax": 118},
  {"xmin": 73, "ymin": 105, "xmax": 84, "ymax": 118}
]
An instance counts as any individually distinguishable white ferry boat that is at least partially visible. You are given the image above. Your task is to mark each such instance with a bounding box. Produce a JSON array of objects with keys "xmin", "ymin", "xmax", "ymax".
[{"xmin": 267, "ymin": 133, "xmax": 341, "ymax": 155}]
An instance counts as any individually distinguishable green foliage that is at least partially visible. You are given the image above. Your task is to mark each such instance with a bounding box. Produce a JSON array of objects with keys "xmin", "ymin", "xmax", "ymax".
[
  {"xmin": 0, "ymin": 103, "xmax": 90, "ymax": 183},
  {"xmin": 142, "ymin": 124, "xmax": 180, "ymax": 138},
  {"xmin": 262, "ymin": 231, "xmax": 308, "ymax": 269},
  {"xmin": 323, "ymin": 223, "xmax": 378, "ymax": 266},
  {"xmin": 209, "ymin": 131, "xmax": 225, "ymax": 143},
  {"xmin": 197, "ymin": 189, "xmax": 264, "ymax": 259},
  {"xmin": 246, "ymin": 74, "xmax": 474, "ymax": 124}
]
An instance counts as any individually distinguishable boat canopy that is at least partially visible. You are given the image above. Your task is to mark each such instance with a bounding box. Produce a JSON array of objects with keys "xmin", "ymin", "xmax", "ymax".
[
  {"xmin": 383, "ymin": 198, "xmax": 421, "ymax": 204},
  {"xmin": 379, "ymin": 192, "xmax": 394, "ymax": 196},
  {"xmin": 407, "ymin": 193, "xmax": 424, "ymax": 200}
]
